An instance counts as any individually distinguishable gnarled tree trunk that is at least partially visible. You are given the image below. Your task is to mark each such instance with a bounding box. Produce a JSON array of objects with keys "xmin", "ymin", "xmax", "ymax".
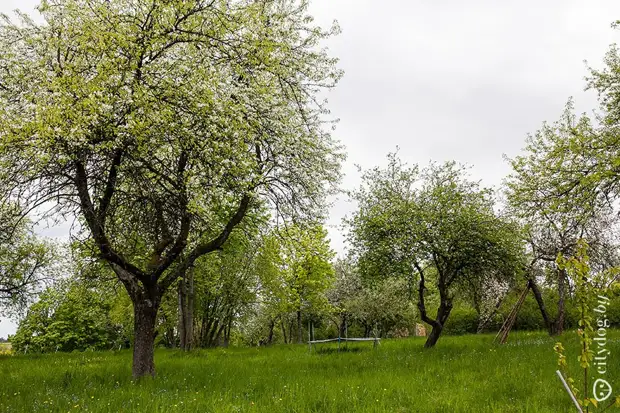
[
  {"xmin": 416, "ymin": 263, "xmax": 453, "ymax": 348},
  {"xmin": 113, "ymin": 265, "xmax": 161, "ymax": 378},
  {"xmin": 424, "ymin": 299, "xmax": 453, "ymax": 348},
  {"xmin": 132, "ymin": 295, "xmax": 160, "ymax": 378},
  {"xmin": 425, "ymin": 324, "xmax": 442, "ymax": 348}
]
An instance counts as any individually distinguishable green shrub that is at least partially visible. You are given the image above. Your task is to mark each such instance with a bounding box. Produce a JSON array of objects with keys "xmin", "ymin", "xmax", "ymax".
[
  {"xmin": 444, "ymin": 308, "xmax": 479, "ymax": 335},
  {"xmin": 11, "ymin": 281, "xmax": 129, "ymax": 353},
  {"xmin": 512, "ymin": 296, "xmax": 546, "ymax": 331}
]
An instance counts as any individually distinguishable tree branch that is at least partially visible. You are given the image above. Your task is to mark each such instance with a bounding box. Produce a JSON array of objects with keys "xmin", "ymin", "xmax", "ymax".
[
  {"xmin": 74, "ymin": 159, "xmax": 148, "ymax": 282},
  {"xmin": 157, "ymin": 193, "xmax": 252, "ymax": 292},
  {"xmin": 414, "ymin": 261, "xmax": 438, "ymax": 328},
  {"xmin": 96, "ymin": 148, "xmax": 124, "ymax": 226}
]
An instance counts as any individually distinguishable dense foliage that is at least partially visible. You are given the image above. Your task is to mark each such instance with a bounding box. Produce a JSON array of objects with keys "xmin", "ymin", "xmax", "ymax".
[{"xmin": 11, "ymin": 280, "xmax": 130, "ymax": 353}]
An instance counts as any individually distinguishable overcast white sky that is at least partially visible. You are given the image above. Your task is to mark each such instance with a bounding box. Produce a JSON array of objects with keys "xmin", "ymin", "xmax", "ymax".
[{"xmin": 1, "ymin": 0, "xmax": 619, "ymax": 337}]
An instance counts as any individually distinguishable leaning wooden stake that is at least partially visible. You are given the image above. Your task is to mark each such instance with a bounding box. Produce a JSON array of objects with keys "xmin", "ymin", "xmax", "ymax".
[
  {"xmin": 556, "ymin": 370, "xmax": 584, "ymax": 412},
  {"xmin": 494, "ymin": 281, "xmax": 531, "ymax": 344}
]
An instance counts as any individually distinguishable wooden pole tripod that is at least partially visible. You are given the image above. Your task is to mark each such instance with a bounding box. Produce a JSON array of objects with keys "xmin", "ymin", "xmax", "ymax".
[{"xmin": 494, "ymin": 280, "xmax": 532, "ymax": 344}]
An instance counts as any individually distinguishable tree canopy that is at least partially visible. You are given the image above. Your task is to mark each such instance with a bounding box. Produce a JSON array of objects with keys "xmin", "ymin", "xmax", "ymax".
[
  {"xmin": 0, "ymin": 0, "xmax": 343, "ymax": 377},
  {"xmin": 346, "ymin": 154, "xmax": 525, "ymax": 347}
]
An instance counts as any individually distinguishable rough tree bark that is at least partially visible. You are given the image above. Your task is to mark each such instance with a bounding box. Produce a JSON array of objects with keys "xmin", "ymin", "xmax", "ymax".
[
  {"xmin": 133, "ymin": 297, "xmax": 159, "ymax": 378},
  {"xmin": 114, "ymin": 265, "xmax": 161, "ymax": 378}
]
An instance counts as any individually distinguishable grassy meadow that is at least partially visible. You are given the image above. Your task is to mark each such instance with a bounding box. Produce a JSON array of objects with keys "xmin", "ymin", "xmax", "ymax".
[{"xmin": 2, "ymin": 331, "xmax": 619, "ymax": 412}]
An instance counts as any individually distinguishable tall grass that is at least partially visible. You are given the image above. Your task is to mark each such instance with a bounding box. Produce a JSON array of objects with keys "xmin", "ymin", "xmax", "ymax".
[{"xmin": 1, "ymin": 331, "xmax": 618, "ymax": 412}]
